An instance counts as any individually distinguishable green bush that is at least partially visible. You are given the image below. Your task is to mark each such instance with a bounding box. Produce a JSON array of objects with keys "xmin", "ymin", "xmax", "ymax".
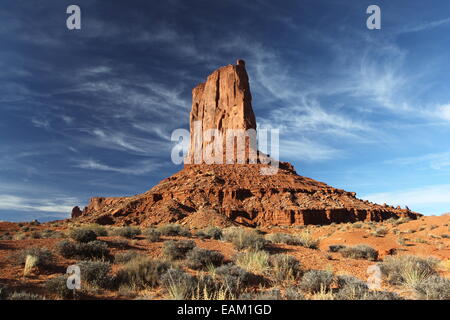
[
  {"xmin": 116, "ymin": 257, "xmax": 171, "ymax": 289},
  {"xmin": 69, "ymin": 228, "xmax": 97, "ymax": 243},
  {"xmin": 269, "ymin": 254, "xmax": 303, "ymax": 283},
  {"xmin": 143, "ymin": 228, "xmax": 161, "ymax": 242},
  {"xmin": 111, "ymin": 226, "xmax": 141, "ymax": 239},
  {"xmin": 163, "ymin": 240, "xmax": 196, "ymax": 260},
  {"xmin": 196, "ymin": 226, "xmax": 223, "ymax": 240},
  {"xmin": 340, "ymin": 245, "xmax": 378, "ymax": 261},
  {"xmin": 186, "ymin": 247, "xmax": 224, "ymax": 270},
  {"xmin": 78, "ymin": 261, "xmax": 112, "ymax": 288},
  {"xmin": 158, "ymin": 224, "xmax": 191, "ymax": 237},
  {"xmin": 299, "ymin": 270, "xmax": 334, "ymax": 294},
  {"xmin": 222, "ymin": 227, "xmax": 268, "ymax": 250},
  {"xmin": 56, "ymin": 240, "xmax": 109, "ymax": 260},
  {"xmin": 414, "ymin": 276, "xmax": 450, "ymax": 300}
]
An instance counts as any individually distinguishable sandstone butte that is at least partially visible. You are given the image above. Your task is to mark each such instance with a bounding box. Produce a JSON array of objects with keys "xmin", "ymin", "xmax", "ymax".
[{"xmin": 71, "ymin": 60, "xmax": 421, "ymax": 228}]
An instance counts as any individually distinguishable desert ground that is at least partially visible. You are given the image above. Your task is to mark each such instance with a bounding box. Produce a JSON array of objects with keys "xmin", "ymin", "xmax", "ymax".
[{"xmin": 0, "ymin": 214, "xmax": 449, "ymax": 300}]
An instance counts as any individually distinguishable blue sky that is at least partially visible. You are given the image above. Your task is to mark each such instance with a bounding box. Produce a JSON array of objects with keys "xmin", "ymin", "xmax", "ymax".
[{"xmin": 1, "ymin": 0, "xmax": 450, "ymax": 221}]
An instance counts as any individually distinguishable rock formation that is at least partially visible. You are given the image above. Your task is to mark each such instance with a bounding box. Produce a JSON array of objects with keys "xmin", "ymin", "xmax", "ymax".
[{"xmin": 73, "ymin": 60, "xmax": 421, "ymax": 227}]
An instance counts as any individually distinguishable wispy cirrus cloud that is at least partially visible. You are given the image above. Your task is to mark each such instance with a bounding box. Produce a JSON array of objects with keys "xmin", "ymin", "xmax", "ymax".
[
  {"xmin": 0, "ymin": 194, "xmax": 77, "ymax": 214},
  {"xmin": 75, "ymin": 159, "xmax": 163, "ymax": 175}
]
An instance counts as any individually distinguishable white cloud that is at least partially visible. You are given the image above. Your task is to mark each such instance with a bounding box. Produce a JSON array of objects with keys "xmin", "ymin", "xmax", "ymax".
[
  {"xmin": 438, "ymin": 104, "xmax": 450, "ymax": 121},
  {"xmin": 363, "ymin": 184, "xmax": 450, "ymax": 209},
  {"xmin": 0, "ymin": 194, "xmax": 77, "ymax": 213}
]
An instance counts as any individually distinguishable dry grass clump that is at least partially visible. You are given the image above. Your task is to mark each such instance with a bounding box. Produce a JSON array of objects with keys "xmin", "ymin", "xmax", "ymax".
[
  {"xmin": 17, "ymin": 247, "xmax": 54, "ymax": 267},
  {"xmin": 269, "ymin": 254, "xmax": 303, "ymax": 284},
  {"xmin": 116, "ymin": 257, "xmax": 171, "ymax": 289},
  {"xmin": 235, "ymin": 250, "xmax": 270, "ymax": 274},
  {"xmin": 414, "ymin": 276, "xmax": 450, "ymax": 300},
  {"xmin": 378, "ymin": 255, "xmax": 439, "ymax": 287},
  {"xmin": 222, "ymin": 227, "xmax": 268, "ymax": 250}
]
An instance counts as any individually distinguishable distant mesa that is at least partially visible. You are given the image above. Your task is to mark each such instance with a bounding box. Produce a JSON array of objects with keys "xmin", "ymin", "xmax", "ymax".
[{"xmin": 72, "ymin": 60, "xmax": 421, "ymax": 227}]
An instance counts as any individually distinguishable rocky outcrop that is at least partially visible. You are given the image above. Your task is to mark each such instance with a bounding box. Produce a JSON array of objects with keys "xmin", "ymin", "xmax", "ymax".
[
  {"xmin": 187, "ymin": 59, "xmax": 257, "ymax": 164},
  {"xmin": 74, "ymin": 60, "xmax": 421, "ymax": 227}
]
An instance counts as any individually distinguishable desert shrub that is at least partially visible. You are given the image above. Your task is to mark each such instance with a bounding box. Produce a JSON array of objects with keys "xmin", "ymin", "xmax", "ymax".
[
  {"xmin": 8, "ymin": 292, "xmax": 45, "ymax": 300},
  {"xmin": 158, "ymin": 224, "xmax": 191, "ymax": 237},
  {"xmin": 143, "ymin": 227, "xmax": 161, "ymax": 242},
  {"xmin": 299, "ymin": 270, "xmax": 333, "ymax": 294},
  {"xmin": 214, "ymin": 264, "xmax": 253, "ymax": 295},
  {"xmin": 378, "ymin": 255, "xmax": 439, "ymax": 287},
  {"xmin": 163, "ymin": 240, "xmax": 196, "ymax": 260},
  {"xmin": 265, "ymin": 233, "xmax": 302, "ymax": 245},
  {"xmin": 111, "ymin": 226, "xmax": 141, "ymax": 239},
  {"xmin": 56, "ymin": 240, "xmax": 109, "ymax": 260},
  {"xmin": 161, "ymin": 268, "xmax": 197, "ymax": 299},
  {"xmin": 340, "ymin": 245, "xmax": 378, "ymax": 261},
  {"xmin": 196, "ymin": 226, "xmax": 222, "ymax": 240},
  {"xmin": 116, "ymin": 257, "xmax": 171, "ymax": 289},
  {"xmin": 114, "ymin": 251, "xmax": 145, "ymax": 264},
  {"xmin": 235, "ymin": 250, "xmax": 270, "ymax": 274},
  {"xmin": 328, "ymin": 245, "xmax": 346, "ymax": 253},
  {"xmin": 222, "ymin": 227, "xmax": 268, "ymax": 250},
  {"xmin": 285, "ymin": 287, "xmax": 305, "ymax": 300},
  {"xmin": 78, "ymin": 261, "xmax": 112, "ymax": 288},
  {"xmin": 186, "ymin": 247, "xmax": 224, "ymax": 270},
  {"xmin": 269, "ymin": 254, "xmax": 303, "ymax": 283},
  {"xmin": 335, "ymin": 275, "xmax": 369, "ymax": 300},
  {"xmin": 45, "ymin": 276, "xmax": 74, "ymax": 299},
  {"xmin": 364, "ymin": 290, "xmax": 402, "ymax": 300},
  {"xmin": 352, "ymin": 222, "xmax": 363, "ymax": 229},
  {"xmin": 414, "ymin": 276, "xmax": 450, "ymax": 300},
  {"xmin": 69, "ymin": 228, "xmax": 97, "ymax": 243},
  {"xmin": 239, "ymin": 289, "xmax": 282, "ymax": 300},
  {"xmin": 83, "ymin": 224, "xmax": 108, "ymax": 237},
  {"xmin": 0, "ymin": 285, "xmax": 9, "ymax": 300}
]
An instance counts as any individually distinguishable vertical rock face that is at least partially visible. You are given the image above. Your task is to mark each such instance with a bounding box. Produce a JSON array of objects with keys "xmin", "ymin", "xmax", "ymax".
[{"xmin": 187, "ymin": 59, "xmax": 257, "ymax": 164}]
